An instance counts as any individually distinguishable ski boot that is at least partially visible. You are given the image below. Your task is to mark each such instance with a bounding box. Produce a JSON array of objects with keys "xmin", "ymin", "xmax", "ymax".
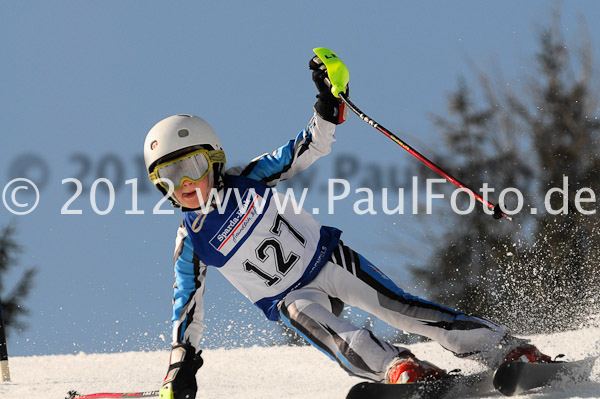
[
  {"xmin": 504, "ymin": 343, "xmax": 551, "ymax": 363},
  {"xmin": 385, "ymin": 351, "xmax": 447, "ymax": 384}
]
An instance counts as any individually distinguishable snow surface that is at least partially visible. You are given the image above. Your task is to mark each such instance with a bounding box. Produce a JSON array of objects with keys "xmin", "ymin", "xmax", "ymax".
[{"xmin": 1, "ymin": 327, "xmax": 599, "ymax": 399}]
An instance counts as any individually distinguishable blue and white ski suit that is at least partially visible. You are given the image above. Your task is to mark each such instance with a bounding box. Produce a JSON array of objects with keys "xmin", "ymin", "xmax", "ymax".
[{"xmin": 169, "ymin": 114, "xmax": 508, "ymax": 381}]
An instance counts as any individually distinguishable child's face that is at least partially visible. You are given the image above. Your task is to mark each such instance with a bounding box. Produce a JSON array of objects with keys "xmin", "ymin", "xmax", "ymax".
[{"xmin": 173, "ymin": 176, "xmax": 211, "ymax": 209}]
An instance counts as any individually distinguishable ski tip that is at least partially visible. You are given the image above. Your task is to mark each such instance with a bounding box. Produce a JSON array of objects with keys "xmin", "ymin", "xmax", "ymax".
[
  {"xmin": 493, "ymin": 361, "xmax": 522, "ymax": 396},
  {"xmin": 345, "ymin": 382, "xmax": 370, "ymax": 399},
  {"xmin": 66, "ymin": 391, "xmax": 79, "ymax": 399}
]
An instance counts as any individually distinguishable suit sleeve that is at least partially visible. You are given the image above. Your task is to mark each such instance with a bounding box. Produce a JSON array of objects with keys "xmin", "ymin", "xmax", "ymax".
[
  {"xmin": 228, "ymin": 113, "xmax": 336, "ymax": 186},
  {"xmin": 171, "ymin": 222, "xmax": 207, "ymax": 352}
]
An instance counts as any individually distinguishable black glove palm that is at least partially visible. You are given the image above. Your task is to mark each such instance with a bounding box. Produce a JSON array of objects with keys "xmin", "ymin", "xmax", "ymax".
[
  {"xmin": 161, "ymin": 344, "xmax": 203, "ymax": 399},
  {"xmin": 309, "ymin": 56, "xmax": 349, "ymax": 124}
]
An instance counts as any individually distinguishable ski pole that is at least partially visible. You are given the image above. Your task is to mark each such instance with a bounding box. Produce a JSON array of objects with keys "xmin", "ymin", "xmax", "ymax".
[
  {"xmin": 339, "ymin": 92, "xmax": 511, "ymax": 221},
  {"xmin": 0, "ymin": 298, "xmax": 10, "ymax": 382},
  {"xmin": 66, "ymin": 390, "xmax": 159, "ymax": 399}
]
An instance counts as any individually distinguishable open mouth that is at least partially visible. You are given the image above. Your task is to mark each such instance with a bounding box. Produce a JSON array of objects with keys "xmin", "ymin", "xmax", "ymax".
[{"xmin": 182, "ymin": 191, "xmax": 198, "ymax": 199}]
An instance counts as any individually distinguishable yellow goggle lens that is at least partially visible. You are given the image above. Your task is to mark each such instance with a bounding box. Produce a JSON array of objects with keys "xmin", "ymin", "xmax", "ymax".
[{"xmin": 149, "ymin": 149, "xmax": 225, "ymax": 190}]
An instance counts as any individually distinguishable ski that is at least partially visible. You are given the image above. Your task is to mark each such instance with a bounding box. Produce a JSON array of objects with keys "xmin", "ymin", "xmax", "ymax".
[
  {"xmin": 66, "ymin": 390, "xmax": 159, "ymax": 399},
  {"xmin": 346, "ymin": 369, "xmax": 493, "ymax": 399},
  {"xmin": 493, "ymin": 357, "xmax": 597, "ymax": 396}
]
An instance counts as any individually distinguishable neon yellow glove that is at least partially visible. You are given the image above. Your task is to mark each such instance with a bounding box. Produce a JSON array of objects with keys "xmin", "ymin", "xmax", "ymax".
[
  {"xmin": 159, "ymin": 387, "xmax": 174, "ymax": 399},
  {"xmin": 309, "ymin": 47, "xmax": 350, "ymax": 124},
  {"xmin": 312, "ymin": 47, "xmax": 349, "ymax": 98}
]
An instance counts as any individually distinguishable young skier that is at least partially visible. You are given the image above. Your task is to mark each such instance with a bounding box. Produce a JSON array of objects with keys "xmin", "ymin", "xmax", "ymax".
[{"xmin": 145, "ymin": 49, "xmax": 550, "ymax": 399}]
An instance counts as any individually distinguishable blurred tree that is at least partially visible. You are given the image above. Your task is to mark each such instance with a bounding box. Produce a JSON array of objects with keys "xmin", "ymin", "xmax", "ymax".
[
  {"xmin": 411, "ymin": 13, "xmax": 600, "ymax": 333},
  {"xmin": 0, "ymin": 224, "xmax": 37, "ymax": 336}
]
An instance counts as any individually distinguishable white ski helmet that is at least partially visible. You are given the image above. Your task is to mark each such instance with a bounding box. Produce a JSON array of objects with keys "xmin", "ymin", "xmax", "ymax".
[{"xmin": 144, "ymin": 114, "xmax": 226, "ymax": 208}]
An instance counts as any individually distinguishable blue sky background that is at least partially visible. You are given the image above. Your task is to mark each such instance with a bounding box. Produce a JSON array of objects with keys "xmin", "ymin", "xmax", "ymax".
[{"xmin": 2, "ymin": 1, "xmax": 599, "ymax": 356}]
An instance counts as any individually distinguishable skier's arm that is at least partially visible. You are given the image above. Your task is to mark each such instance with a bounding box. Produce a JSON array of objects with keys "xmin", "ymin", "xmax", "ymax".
[
  {"xmin": 228, "ymin": 51, "xmax": 350, "ymax": 186},
  {"xmin": 161, "ymin": 223, "xmax": 206, "ymax": 399},
  {"xmin": 171, "ymin": 222, "xmax": 207, "ymax": 349},
  {"xmin": 228, "ymin": 114, "xmax": 337, "ymax": 186}
]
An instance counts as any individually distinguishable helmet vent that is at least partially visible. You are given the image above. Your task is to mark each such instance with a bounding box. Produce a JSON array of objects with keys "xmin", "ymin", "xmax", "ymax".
[{"xmin": 178, "ymin": 129, "xmax": 189, "ymax": 137}]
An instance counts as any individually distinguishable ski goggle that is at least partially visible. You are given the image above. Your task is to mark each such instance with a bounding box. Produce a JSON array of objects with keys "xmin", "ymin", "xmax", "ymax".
[{"xmin": 149, "ymin": 149, "xmax": 226, "ymax": 190}]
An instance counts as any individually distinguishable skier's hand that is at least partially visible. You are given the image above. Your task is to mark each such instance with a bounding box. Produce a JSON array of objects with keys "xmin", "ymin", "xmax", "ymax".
[
  {"xmin": 309, "ymin": 48, "xmax": 349, "ymax": 124},
  {"xmin": 312, "ymin": 47, "xmax": 349, "ymax": 98},
  {"xmin": 159, "ymin": 344, "xmax": 203, "ymax": 399}
]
